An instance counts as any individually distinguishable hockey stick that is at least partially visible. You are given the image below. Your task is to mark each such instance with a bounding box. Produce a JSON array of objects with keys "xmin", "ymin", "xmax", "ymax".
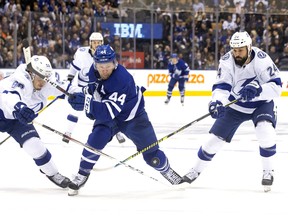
[
  {"xmin": 22, "ymin": 38, "xmax": 31, "ymax": 64},
  {"xmin": 95, "ymin": 99, "xmax": 239, "ymax": 171},
  {"xmin": 33, "ymin": 121, "xmax": 163, "ymax": 184},
  {"xmin": 0, "ymin": 96, "xmax": 59, "ymax": 146},
  {"xmin": 22, "ymin": 39, "xmax": 71, "ymax": 97}
]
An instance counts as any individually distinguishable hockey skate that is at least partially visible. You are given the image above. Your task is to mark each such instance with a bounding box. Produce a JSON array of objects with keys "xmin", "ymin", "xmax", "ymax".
[
  {"xmin": 47, "ymin": 172, "xmax": 71, "ymax": 188},
  {"xmin": 116, "ymin": 132, "xmax": 125, "ymax": 143},
  {"xmin": 62, "ymin": 132, "xmax": 71, "ymax": 143},
  {"xmin": 68, "ymin": 173, "xmax": 90, "ymax": 196},
  {"xmin": 160, "ymin": 167, "xmax": 184, "ymax": 185},
  {"xmin": 182, "ymin": 168, "xmax": 200, "ymax": 184},
  {"xmin": 164, "ymin": 97, "xmax": 170, "ymax": 104},
  {"xmin": 180, "ymin": 96, "xmax": 184, "ymax": 106},
  {"xmin": 262, "ymin": 170, "xmax": 274, "ymax": 192}
]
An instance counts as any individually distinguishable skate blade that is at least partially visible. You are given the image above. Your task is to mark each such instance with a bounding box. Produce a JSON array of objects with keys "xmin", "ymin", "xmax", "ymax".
[
  {"xmin": 68, "ymin": 188, "xmax": 79, "ymax": 196},
  {"xmin": 263, "ymin": 185, "xmax": 271, "ymax": 192}
]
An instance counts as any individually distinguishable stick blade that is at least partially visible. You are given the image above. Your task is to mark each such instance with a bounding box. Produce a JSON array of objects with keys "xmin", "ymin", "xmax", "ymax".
[
  {"xmin": 22, "ymin": 38, "xmax": 29, "ymax": 49},
  {"xmin": 22, "ymin": 38, "xmax": 31, "ymax": 64}
]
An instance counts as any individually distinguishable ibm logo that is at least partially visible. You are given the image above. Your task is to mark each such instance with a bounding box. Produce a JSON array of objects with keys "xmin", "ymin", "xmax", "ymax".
[{"xmin": 114, "ymin": 24, "xmax": 144, "ymax": 38}]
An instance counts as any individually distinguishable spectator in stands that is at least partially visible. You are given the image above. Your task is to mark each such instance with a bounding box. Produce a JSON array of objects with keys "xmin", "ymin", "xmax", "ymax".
[
  {"xmin": 233, "ymin": 0, "xmax": 245, "ymax": 7},
  {"xmin": 204, "ymin": 53, "xmax": 216, "ymax": 70},
  {"xmin": 255, "ymin": 0, "xmax": 268, "ymax": 9},
  {"xmin": 269, "ymin": 45, "xmax": 280, "ymax": 65},
  {"xmin": 194, "ymin": 51, "xmax": 205, "ymax": 69},
  {"xmin": 219, "ymin": 0, "xmax": 231, "ymax": 12},
  {"xmin": 222, "ymin": 14, "xmax": 237, "ymax": 31},
  {"xmin": 278, "ymin": 44, "xmax": 288, "ymax": 71},
  {"xmin": 192, "ymin": 0, "xmax": 205, "ymax": 13}
]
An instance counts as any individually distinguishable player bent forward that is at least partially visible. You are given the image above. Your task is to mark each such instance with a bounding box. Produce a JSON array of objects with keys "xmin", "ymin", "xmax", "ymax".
[
  {"xmin": 63, "ymin": 32, "xmax": 125, "ymax": 144},
  {"xmin": 182, "ymin": 31, "xmax": 282, "ymax": 192},
  {"xmin": 0, "ymin": 55, "xmax": 81, "ymax": 188},
  {"xmin": 68, "ymin": 45, "xmax": 184, "ymax": 196}
]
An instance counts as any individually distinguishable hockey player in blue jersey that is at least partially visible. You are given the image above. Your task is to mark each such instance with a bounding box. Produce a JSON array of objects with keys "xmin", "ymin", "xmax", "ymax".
[
  {"xmin": 164, "ymin": 53, "xmax": 190, "ymax": 105},
  {"xmin": 182, "ymin": 31, "xmax": 282, "ymax": 192},
  {"xmin": 0, "ymin": 55, "xmax": 81, "ymax": 189},
  {"xmin": 63, "ymin": 32, "xmax": 126, "ymax": 144},
  {"xmin": 67, "ymin": 45, "xmax": 184, "ymax": 196}
]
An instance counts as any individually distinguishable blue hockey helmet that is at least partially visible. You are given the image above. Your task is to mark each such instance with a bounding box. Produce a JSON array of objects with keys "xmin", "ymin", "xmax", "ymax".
[
  {"xmin": 171, "ymin": 53, "xmax": 178, "ymax": 58},
  {"xmin": 94, "ymin": 44, "xmax": 116, "ymax": 63}
]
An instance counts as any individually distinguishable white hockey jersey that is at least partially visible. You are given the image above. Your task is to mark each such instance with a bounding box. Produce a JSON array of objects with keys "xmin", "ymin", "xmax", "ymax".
[
  {"xmin": 212, "ymin": 47, "xmax": 282, "ymax": 114},
  {"xmin": 0, "ymin": 64, "xmax": 80, "ymax": 120},
  {"xmin": 69, "ymin": 46, "xmax": 94, "ymax": 87}
]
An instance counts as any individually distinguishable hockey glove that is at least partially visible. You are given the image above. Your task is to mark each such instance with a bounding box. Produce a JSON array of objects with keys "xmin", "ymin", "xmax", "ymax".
[
  {"xmin": 68, "ymin": 93, "xmax": 85, "ymax": 111},
  {"xmin": 84, "ymin": 94, "xmax": 95, "ymax": 120},
  {"xmin": 209, "ymin": 100, "xmax": 225, "ymax": 119},
  {"xmin": 240, "ymin": 80, "xmax": 262, "ymax": 102},
  {"xmin": 82, "ymin": 86, "xmax": 93, "ymax": 95},
  {"xmin": 172, "ymin": 74, "xmax": 180, "ymax": 79},
  {"xmin": 67, "ymin": 74, "xmax": 75, "ymax": 83},
  {"xmin": 12, "ymin": 102, "xmax": 38, "ymax": 124}
]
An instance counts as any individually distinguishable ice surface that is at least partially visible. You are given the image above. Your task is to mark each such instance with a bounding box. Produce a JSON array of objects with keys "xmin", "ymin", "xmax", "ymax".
[{"xmin": 1, "ymin": 96, "xmax": 288, "ymax": 216}]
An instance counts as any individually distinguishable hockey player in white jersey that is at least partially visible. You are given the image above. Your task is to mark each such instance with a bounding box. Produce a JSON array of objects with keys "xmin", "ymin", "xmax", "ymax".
[
  {"xmin": 62, "ymin": 32, "xmax": 125, "ymax": 144},
  {"xmin": 0, "ymin": 55, "xmax": 81, "ymax": 189},
  {"xmin": 182, "ymin": 31, "xmax": 282, "ymax": 192}
]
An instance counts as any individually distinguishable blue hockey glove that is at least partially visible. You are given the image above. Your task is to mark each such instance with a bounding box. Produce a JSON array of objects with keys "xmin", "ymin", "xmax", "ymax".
[
  {"xmin": 68, "ymin": 93, "xmax": 85, "ymax": 111},
  {"xmin": 209, "ymin": 100, "xmax": 225, "ymax": 119},
  {"xmin": 12, "ymin": 102, "xmax": 38, "ymax": 124},
  {"xmin": 240, "ymin": 80, "xmax": 262, "ymax": 102},
  {"xmin": 172, "ymin": 74, "xmax": 180, "ymax": 79}
]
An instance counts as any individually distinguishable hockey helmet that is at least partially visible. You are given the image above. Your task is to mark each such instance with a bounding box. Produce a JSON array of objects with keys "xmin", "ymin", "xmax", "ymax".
[
  {"xmin": 230, "ymin": 31, "xmax": 252, "ymax": 54},
  {"xmin": 171, "ymin": 53, "xmax": 178, "ymax": 58},
  {"xmin": 94, "ymin": 45, "xmax": 116, "ymax": 63},
  {"xmin": 89, "ymin": 32, "xmax": 103, "ymax": 43},
  {"xmin": 30, "ymin": 55, "xmax": 52, "ymax": 77}
]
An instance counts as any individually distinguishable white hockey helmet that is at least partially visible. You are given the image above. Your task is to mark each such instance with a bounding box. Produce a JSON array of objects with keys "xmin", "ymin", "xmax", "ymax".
[
  {"xmin": 230, "ymin": 31, "xmax": 252, "ymax": 54},
  {"xmin": 30, "ymin": 55, "xmax": 52, "ymax": 77},
  {"xmin": 89, "ymin": 32, "xmax": 103, "ymax": 43}
]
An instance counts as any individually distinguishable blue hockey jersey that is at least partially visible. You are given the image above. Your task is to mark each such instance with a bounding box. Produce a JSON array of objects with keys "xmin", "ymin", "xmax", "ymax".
[
  {"xmin": 167, "ymin": 58, "xmax": 190, "ymax": 79},
  {"xmin": 86, "ymin": 64, "xmax": 145, "ymax": 122}
]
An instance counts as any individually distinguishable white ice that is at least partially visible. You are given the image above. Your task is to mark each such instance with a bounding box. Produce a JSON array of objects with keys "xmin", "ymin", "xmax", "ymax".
[{"xmin": 1, "ymin": 96, "xmax": 288, "ymax": 216}]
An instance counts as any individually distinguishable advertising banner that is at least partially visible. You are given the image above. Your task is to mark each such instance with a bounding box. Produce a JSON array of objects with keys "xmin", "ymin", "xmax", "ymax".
[
  {"xmin": 1, "ymin": 68, "xmax": 288, "ymax": 96},
  {"xmin": 101, "ymin": 23, "xmax": 163, "ymax": 39},
  {"xmin": 120, "ymin": 52, "xmax": 144, "ymax": 69}
]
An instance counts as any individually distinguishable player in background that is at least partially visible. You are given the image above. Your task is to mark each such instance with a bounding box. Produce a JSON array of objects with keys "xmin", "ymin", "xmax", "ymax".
[
  {"xmin": 182, "ymin": 31, "xmax": 282, "ymax": 192},
  {"xmin": 62, "ymin": 32, "xmax": 125, "ymax": 144},
  {"xmin": 67, "ymin": 45, "xmax": 184, "ymax": 196},
  {"xmin": 164, "ymin": 53, "xmax": 190, "ymax": 106},
  {"xmin": 0, "ymin": 55, "xmax": 82, "ymax": 188}
]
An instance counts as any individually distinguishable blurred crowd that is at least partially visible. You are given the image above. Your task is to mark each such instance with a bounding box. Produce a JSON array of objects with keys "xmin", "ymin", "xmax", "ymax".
[{"xmin": 0, "ymin": 0, "xmax": 288, "ymax": 70}]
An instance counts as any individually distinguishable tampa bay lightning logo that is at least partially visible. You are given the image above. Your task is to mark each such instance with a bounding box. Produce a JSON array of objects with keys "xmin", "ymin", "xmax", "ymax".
[
  {"xmin": 221, "ymin": 53, "xmax": 230, "ymax": 60},
  {"xmin": 257, "ymin": 51, "xmax": 266, "ymax": 59},
  {"xmin": 79, "ymin": 67, "xmax": 90, "ymax": 80},
  {"xmin": 79, "ymin": 47, "xmax": 86, "ymax": 52}
]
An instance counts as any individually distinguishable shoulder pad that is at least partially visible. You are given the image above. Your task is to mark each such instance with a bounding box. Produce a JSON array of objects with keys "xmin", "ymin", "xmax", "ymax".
[{"xmin": 221, "ymin": 53, "xmax": 230, "ymax": 61}]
